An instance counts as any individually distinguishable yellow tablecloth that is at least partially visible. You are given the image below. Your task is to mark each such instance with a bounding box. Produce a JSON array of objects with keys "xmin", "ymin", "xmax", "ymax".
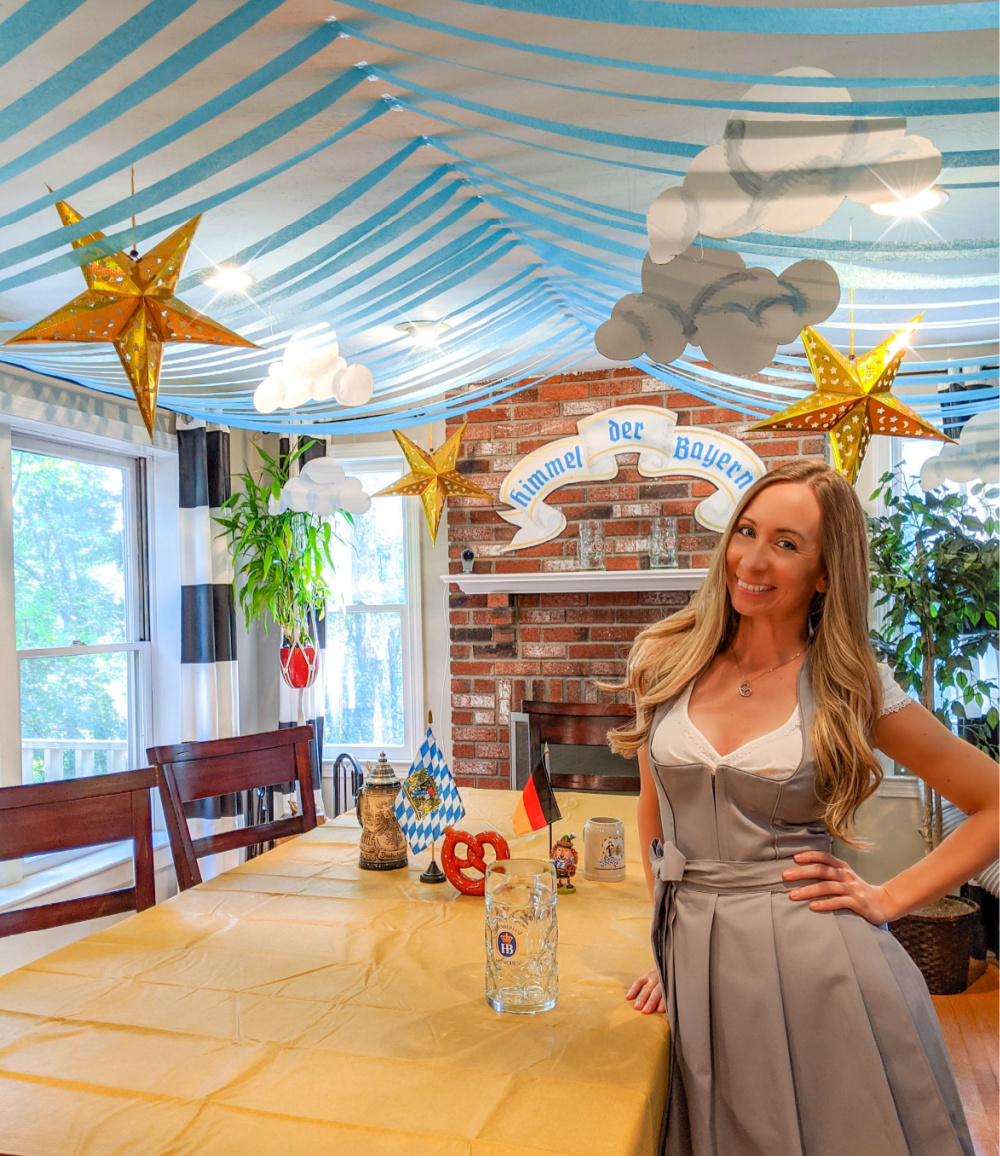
[{"xmin": 0, "ymin": 790, "xmax": 668, "ymax": 1156}]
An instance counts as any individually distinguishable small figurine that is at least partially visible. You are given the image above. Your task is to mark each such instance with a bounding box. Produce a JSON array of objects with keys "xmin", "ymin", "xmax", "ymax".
[{"xmin": 551, "ymin": 833, "xmax": 579, "ymax": 894}]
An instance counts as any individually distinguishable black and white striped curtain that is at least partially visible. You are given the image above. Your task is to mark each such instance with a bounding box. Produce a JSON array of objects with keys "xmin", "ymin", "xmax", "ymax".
[
  {"xmin": 178, "ymin": 424, "xmax": 240, "ymax": 820},
  {"xmin": 276, "ymin": 435, "xmax": 327, "ymax": 820}
]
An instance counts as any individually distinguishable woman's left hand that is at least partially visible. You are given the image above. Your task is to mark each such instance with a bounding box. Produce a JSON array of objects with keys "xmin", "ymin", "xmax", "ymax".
[{"xmin": 783, "ymin": 850, "xmax": 895, "ymax": 925}]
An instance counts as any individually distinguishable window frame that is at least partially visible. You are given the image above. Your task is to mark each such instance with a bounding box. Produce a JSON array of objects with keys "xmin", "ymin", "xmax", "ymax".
[
  {"xmin": 9, "ymin": 431, "xmax": 153, "ymax": 875},
  {"xmin": 320, "ymin": 448, "xmax": 424, "ymax": 765}
]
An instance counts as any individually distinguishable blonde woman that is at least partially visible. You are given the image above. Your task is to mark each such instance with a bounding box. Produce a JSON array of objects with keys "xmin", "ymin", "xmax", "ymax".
[{"xmin": 612, "ymin": 458, "xmax": 998, "ymax": 1156}]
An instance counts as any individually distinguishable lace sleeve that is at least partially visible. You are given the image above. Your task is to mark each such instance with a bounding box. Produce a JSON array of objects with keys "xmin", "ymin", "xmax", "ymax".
[{"xmin": 878, "ymin": 663, "xmax": 915, "ymax": 716}]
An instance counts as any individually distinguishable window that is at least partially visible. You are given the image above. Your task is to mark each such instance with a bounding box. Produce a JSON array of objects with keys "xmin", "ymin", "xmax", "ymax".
[
  {"xmin": 12, "ymin": 436, "xmax": 150, "ymax": 815},
  {"xmin": 888, "ymin": 427, "xmax": 998, "ymax": 752},
  {"xmin": 322, "ymin": 458, "xmax": 422, "ymax": 762}
]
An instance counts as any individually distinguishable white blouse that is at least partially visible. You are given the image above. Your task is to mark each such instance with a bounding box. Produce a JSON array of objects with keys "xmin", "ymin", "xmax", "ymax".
[{"xmin": 649, "ymin": 662, "xmax": 912, "ymax": 778}]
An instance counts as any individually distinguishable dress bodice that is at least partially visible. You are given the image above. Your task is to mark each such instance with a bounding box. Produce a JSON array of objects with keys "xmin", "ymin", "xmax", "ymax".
[
  {"xmin": 650, "ymin": 661, "xmax": 912, "ymax": 778},
  {"xmin": 647, "ymin": 656, "xmax": 832, "ymax": 863}
]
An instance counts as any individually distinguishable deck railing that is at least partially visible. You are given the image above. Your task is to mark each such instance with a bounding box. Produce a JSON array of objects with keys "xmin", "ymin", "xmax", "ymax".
[{"xmin": 21, "ymin": 739, "xmax": 129, "ymax": 785}]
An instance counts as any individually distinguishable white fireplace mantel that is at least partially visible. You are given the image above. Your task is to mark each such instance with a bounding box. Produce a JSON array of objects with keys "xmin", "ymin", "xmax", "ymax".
[{"xmin": 440, "ymin": 569, "xmax": 708, "ymax": 595}]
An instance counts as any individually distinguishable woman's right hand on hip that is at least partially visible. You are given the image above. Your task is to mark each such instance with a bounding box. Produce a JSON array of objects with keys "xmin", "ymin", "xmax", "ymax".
[{"xmin": 627, "ymin": 968, "xmax": 665, "ymax": 1014}]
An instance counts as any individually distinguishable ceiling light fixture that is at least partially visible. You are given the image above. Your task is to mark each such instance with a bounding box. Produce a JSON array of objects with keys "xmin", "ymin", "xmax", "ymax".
[
  {"xmin": 869, "ymin": 188, "xmax": 948, "ymax": 218},
  {"xmin": 202, "ymin": 266, "xmax": 254, "ymax": 291},
  {"xmin": 395, "ymin": 320, "xmax": 451, "ymax": 347}
]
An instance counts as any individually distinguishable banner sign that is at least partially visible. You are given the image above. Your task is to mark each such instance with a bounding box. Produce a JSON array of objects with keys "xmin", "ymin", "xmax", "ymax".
[{"xmin": 497, "ymin": 405, "xmax": 766, "ymax": 551}]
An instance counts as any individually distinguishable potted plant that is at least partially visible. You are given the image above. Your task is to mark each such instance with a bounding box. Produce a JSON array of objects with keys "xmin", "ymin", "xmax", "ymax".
[
  {"xmin": 868, "ymin": 464, "xmax": 999, "ymax": 992},
  {"xmin": 215, "ymin": 439, "xmax": 343, "ymax": 699}
]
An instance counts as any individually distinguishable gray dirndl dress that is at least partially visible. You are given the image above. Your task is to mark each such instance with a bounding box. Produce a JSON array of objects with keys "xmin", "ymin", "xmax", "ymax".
[{"xmin": 647, "ymin": 658, "xmax": 975, "ymax": 1156}]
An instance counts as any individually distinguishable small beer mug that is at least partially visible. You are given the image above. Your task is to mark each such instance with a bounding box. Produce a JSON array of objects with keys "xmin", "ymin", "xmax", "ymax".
[
  {"xmin": 578, "ymin": 520, "xmax": 606, "ymax": 570},
  {"xmin": 485, "ymin": 858, "xmax": 558, "ymax": 1014},
  {"xmin": 583, "ymin": 816, "xmax": 626, "ymax": 882},
  {"xmin": 649, "ymin": 516, "xmax": 678, "ymax": 569}
]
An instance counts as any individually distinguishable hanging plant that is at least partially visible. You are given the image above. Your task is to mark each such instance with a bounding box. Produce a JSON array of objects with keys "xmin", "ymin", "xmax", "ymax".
[
  {"xmin": 215, "ymin": 439, "xmax": 349, "ymax": 686},
  {"xmin": 868, "ymin": 464, "xmax": 999, "ymax": 855}
]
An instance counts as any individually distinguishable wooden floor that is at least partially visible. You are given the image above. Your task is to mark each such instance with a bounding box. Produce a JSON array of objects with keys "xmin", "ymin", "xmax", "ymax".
[{"xmin": 933, "ymin": 957, "xmax": 999, "ymax": 1156}]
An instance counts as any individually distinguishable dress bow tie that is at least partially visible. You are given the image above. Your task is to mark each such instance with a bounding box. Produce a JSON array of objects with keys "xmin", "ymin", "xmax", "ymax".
[
  {"xmin": 650, "ymin": 838, "xmax": 687, "ymax": 884},
  {"xmin": 649, "ymin": 838, "xmax": 686, "ymax": 1031}
]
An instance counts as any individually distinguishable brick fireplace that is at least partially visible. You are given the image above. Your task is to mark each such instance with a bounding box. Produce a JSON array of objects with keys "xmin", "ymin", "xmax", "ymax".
[{"xmin": 444, "ymin": 367, "xmax": 824, "ymax": 789}]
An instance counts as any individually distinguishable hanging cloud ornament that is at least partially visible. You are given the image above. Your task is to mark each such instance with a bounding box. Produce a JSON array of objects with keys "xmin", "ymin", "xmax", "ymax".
[
  {"xmin": 646, "ymin": 67, "xmax": 943, "ymax": 264},
  {"xmin": 919, "ymin": 410, "xmax": 999, "ymax": 491},
  {"xmin": 595, "ymin": 245, "xmax": 840, "ymax": 376},
  {"xmin": 253, "ymin": 334, "xmax": 374, "ymax": 413},
  {"xmin": 269, "ymin": 457, "xmax": 372, "ymax": 517}
]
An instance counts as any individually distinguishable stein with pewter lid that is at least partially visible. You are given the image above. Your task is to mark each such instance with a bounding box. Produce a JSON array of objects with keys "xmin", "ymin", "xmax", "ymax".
[{"xmin": 356, "ymin": 751, "xmax": 408, "ymax": 870}]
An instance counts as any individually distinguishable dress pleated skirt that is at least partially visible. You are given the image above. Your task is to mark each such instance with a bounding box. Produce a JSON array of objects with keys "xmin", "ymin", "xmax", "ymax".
[{"xmin": 655, "ymin": 859, "xmax": 975, "ymax": 1156}]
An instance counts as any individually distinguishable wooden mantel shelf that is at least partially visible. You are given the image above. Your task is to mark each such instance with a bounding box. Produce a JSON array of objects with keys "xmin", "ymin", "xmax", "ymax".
[{"xmin": 440, "ymin": 569, "xmax": 708, "ymax": 595}]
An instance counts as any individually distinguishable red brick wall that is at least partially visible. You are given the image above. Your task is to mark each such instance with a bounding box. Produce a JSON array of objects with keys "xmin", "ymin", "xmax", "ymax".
[{"xmin": 445, "ymin": 367, "xmax": 824, "ymax": 788}]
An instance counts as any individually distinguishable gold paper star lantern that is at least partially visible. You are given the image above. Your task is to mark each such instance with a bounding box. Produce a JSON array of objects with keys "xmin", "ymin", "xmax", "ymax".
[
  {"xmin": 750, "ymin": 317, "xmax": 952, "ymax": 484},
  {"xmin": 372, "ymin": 421, "xmax": 492, "ymax": 542},
  {"xmin": 5, "ymin": 199, "xmax": 258, "ymax": 438}
]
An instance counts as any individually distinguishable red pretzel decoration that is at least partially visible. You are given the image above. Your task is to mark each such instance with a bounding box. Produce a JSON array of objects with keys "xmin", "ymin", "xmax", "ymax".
[{"xmin": 441, "ymin": 828, "xmax": 511, "ymax": 896}]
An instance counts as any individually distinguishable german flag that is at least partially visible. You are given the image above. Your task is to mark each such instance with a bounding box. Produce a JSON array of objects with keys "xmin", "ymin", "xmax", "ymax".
[{"xmin": 512, "ymin": 761, "xmax": 562, "ymax": 836}]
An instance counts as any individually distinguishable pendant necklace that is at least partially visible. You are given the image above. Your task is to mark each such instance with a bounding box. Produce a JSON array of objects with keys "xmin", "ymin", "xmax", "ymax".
[{"xmin": 733, "ymin": 648, "xmax": 803, "ymax": 698}]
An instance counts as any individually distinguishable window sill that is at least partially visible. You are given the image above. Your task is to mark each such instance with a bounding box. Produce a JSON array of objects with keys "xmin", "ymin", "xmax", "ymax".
[
  {"xmin": 322, "ymin": 759, "xmax": 408, "ymax": 781},
  {"xmin": 0, "ymin": 832, "xmax": 173, "ymax": 913}
]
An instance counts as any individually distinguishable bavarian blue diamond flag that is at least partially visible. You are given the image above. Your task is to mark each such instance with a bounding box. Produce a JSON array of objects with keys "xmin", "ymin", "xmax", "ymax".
[{"xmin": 394, "ymin": 726, "xmax": 465, "ymax": 853}]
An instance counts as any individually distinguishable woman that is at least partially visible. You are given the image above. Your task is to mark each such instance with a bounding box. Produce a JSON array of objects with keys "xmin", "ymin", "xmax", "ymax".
[{"xmin": 611, "ymin": 458, "xmax": 999, "ymax": 1156}]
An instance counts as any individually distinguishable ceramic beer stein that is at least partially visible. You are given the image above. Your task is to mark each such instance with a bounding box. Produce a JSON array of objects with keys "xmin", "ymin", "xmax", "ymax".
[
  {"xmin": 583, "ymin": 816, "xmax": 626, "ymax": 882},
  {"xmin": 356, "ymin": 752, "xmax": 408, "ymax": 870}
]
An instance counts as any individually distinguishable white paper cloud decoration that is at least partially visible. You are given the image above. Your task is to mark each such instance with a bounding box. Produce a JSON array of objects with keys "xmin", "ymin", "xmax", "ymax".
[
  {"xmin": 647, "ymin": 67, "xmax": 942, "ymax": 264},
  {"xmin": 268, "ymin": 457, "xmax": 373, "ymax": 517},
  {"xmin": 253, "ymin": 335, "xmax": 374, "ymax": 414},
  {"xmin": 595, "ymin": 245, "xmax": 841, "ymax": 375},
  {"xmin": 919, "ymin": 410, "xmax": 999, "ymax": 491}
]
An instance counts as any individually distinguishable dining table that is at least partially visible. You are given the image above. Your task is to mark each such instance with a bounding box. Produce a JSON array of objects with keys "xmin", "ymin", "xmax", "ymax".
[{"xmin": 0, "ymin": 788, "xmax": 669, "ymax": 1156}]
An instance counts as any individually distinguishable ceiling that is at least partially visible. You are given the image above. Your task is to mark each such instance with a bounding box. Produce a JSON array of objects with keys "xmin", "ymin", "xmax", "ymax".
[{"xmin": 0, "ymin": 0, "xmax": 996, "ymax": 434}]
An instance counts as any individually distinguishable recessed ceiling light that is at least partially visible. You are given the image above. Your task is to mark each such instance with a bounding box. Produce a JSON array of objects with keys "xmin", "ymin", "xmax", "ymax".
[
  {"xmin": 869, "ymin": 188, "xmax": 948, "ymax": 218},
  {"xmin": 395, "ymin": 320, "xmax": 451, "ymax": 347},
  {"xmin": 202, "ymin": 266, "xmax": 254, "ymax": 291}
]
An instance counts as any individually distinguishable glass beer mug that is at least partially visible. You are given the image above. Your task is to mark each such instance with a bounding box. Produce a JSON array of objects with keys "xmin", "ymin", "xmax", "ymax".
[{"xmin": 485, "ymin": 858, "xmax": 558, "ymax": 1014}]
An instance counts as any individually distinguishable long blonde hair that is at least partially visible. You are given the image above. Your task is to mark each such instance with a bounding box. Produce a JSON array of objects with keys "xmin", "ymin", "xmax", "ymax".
[{"xmin": 608, "ymin": 459, "xmax": 883, "ymax": 845}]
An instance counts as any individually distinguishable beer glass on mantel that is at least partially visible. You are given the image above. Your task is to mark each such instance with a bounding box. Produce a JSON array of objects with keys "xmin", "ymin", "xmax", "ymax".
[
  {"xmin": 485, "ymin": 859, "xmax": 558, "ymax": 1014},
  {"xmin": 649, "ymin": 516, "xmax": 678, "ymax": 568},
  {"xmin": 578, "ymin": 520, "xmax": 606, "ymax": 570}
]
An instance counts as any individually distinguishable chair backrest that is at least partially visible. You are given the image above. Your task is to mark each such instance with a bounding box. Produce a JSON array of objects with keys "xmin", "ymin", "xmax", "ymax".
[
  {"xmin": 0, "ymin": 768, "xmax": 157, "ymax": 937},
  {"xmin": 523, "ymin": 701, "xmax": 639, "ymax": 793},
  {"xmin": 148, "ymin": 727, "xmax": 317, "ymax": 891}
]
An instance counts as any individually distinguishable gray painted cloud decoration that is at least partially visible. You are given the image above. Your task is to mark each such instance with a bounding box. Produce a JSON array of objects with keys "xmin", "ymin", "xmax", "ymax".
[{"xmin": 595, "ymin": 246, "xmax": 841, "ymax": 376}]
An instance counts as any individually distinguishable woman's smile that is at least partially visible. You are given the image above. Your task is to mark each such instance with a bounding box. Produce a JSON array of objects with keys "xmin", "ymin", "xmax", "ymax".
[{"xmin": 735, "ymin": 577, "xmax": 775, "ymax": 594}]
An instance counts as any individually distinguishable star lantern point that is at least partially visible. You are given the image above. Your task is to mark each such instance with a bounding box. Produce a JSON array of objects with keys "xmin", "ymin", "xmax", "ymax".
[
  {"xmin": 5, "ymin": 199, "xmax": 257, "ymax": 438},
  {"xmin": 749, "ymin": 318, "xmax": 952, "ymax": 485},
  {"xmin": 372, "ymin": 422, "xmax": 493, "ymax": 542}
]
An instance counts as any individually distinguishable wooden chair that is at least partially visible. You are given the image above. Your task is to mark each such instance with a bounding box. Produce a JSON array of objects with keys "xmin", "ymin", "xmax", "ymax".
[
  {"xmin": 148, "ymin": 727, "xmax": 317, "ymax": 891},
  {"xmin": 523, "ymin": 701, "xmax": 639, "ymax": 793},
  {"xmin": 0, "ymin": 768, "xmax": 157, "ymax": 937}
]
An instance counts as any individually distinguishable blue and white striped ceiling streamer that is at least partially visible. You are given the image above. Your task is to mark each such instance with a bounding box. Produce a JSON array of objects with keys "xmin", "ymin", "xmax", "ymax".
[
  {"xmin": 0, "ymin": 0, "xmax": 201, "ymax": 144},
  {"xmin": 0, "ymin": 16, "xmax": 338, "ymax": 212},
  {"xmin": 341, "ymin": 1, "xmax": 1000, "ymax": 63},
  {"xmin": 0, "ymin": 0, "xmax": 995, "ymax": 432},
  {"xmin": 435, "ymin": 0, "xmax": 1000, "ymax": 36}
]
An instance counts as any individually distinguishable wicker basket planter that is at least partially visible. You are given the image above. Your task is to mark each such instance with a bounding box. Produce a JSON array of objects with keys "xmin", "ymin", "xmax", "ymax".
[{"xmin": 888, "ymin": 896, "xmax": 981, "ymax": 995}]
